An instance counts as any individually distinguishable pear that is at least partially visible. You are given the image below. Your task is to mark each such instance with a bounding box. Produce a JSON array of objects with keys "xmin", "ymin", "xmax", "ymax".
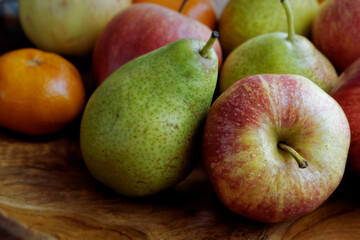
[
  {"xmin": 219, "ymin": 0, "xmax": 338, "ymax": 94},
  {"xmin": 219, "ymin": 0, "xmax": 319, "ymax": 55},
  {"xmin": 80, "ymin": 32, "xmax": 219, "ymax": 197}
]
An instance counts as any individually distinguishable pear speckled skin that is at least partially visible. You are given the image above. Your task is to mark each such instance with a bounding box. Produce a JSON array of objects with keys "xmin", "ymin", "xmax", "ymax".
[
  {"xmin": 80, "ymin": 38, "xmax": 218, "ymax": 197},
  {"xmin": 219, "ymin": 33, "xmax": 338, "ymax": 93},
  {"xmin": 219, "ymin": 0, "xmax": 319, "ymax": 55}
]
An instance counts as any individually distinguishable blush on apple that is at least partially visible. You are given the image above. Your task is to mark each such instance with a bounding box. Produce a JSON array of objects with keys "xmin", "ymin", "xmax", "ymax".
[
  {"xmin": 331, "ymin": 58, "xmax": 360, "ymax": 175},
  {"xmin": 92, "ymin": 3, "xmax": 223, "ymax": 85},
  {"xmin": 312, "ymin": 0, "xmax": 360, "ymax": 73},
  {"xmin": 202, "ymin": 74, "xmax": 350, "ymax": 223}
]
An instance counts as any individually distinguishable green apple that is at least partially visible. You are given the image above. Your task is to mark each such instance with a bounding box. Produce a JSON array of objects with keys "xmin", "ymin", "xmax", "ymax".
[
  {"xmin": 19, "ymin": 0, "xmax": 131, "ymax": 56},
  {"xmin": 219, "ymin": 0, "xmax": 319, "ymax": 55}
]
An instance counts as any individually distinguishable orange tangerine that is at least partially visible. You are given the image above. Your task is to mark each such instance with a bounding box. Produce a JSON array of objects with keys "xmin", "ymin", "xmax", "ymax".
[{"xmin": 0, "ymin": 48, "xmax": 86, "ymax": 135}]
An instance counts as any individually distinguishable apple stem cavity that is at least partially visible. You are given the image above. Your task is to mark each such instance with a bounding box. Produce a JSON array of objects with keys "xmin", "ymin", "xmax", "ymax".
[
  {"xmin": 178, "ymin": 0, "xmax": 189, "ymax": 13},
  {"xmin": 199, "ymin": 31, "xmax": 219, "ymax": 59},
  {"xmin": 278, "ymin": 142, "xmax": 308, "ymax": 168},
  {"xmin": 281, "ymin": 0, "xmax": 295, "ymax": 42}
]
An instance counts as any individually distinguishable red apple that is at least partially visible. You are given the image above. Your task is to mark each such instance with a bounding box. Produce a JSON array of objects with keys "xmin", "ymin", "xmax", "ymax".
[
  {"xmin": 312, "ymin": 0, "xmax": 360, "ymax": 73},
  {"xmin": 331, "ymin": 58, "xmax": 360, "ymax": 175},
  {"xmin": 92, "ymin": 3, "xmax": 223, "ymax": 85},
  {"xmin": 202, "ymin": 74, "xmax": 350, "ymax": 223}
]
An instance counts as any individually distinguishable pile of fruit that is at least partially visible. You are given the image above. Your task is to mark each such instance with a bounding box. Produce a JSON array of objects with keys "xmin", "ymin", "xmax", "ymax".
[{"xmin": 0, "ymin": 0, "xmax": 359, "ymax": 224}]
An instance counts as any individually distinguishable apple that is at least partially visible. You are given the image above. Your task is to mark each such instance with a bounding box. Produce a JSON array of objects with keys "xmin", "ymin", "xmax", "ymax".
[
  {"xmin": 312, "ymin": 0, "xmax": 360, "ymax": 73},
  {"xmin": 331, "ymin": 58, "xmax": 360, "ymax": 175},
  {"xmin": 202, "ymin": 74, "xmax": 350, "ymax": 223},
  {"xmin": 18, "ymin": 0, "xmax": 131, "ymax": 56},
  {"xmin": 92, "ymin": 3, "xmax": 223, "ymax": 85}
]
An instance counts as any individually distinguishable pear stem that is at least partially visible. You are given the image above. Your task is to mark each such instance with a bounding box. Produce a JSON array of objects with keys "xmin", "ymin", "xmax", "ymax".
[
  {"xmin": 281, "ymin": 0, "xmax": 295, "ymax": 42},
  {"xmin": 199, "ymin": 31, "xmax": 219, "ymax": 59},
  {"xmin": 178, "ymin": 0, "xmax": 188, "ymax": 13},
  {"xmin": 278, "ymin": 142, "xmax": 308, "ymax": 168}
]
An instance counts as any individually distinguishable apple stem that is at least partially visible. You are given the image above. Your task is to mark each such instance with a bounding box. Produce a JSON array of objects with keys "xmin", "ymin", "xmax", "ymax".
[
  {"xmin": 281, "ymin": 0, "xmax": 295, "ymax": 42},
  {"xmin": 199, "ymin": 31, "xmax": 219, "ymax": 59},
  {"xmin": 178, "ymin": 0, "xmax": 189, "ymax": 13},
  {"xmin": 278, "ymin": 142, "xmax": 308, "ymax": 168}
]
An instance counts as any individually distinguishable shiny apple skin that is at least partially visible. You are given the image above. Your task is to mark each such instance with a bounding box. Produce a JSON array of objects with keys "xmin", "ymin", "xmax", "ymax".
[
  {"xmin": 312, "ymin": 0, "xmax": 360, "ymax": 73},
  {"xmin": 92, "ymin": 3, "xmax": 223, "ymax": 85},
  {"xmin": 332, "ymin": 58, "xmax": 360, "ymax": 175},
  {"xmin": 202, "ymin": 74, "xmax": 350, "ymax": 223}
]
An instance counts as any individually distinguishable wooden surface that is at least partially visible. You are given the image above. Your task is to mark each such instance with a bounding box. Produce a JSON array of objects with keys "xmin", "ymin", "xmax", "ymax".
[
  {"xmin": 1, "ymin": 0, "xmax": 360, "ymax": 239},
  {"xmin": 1, "ymin": 128, "xmax": 360, "ymax": 240}
]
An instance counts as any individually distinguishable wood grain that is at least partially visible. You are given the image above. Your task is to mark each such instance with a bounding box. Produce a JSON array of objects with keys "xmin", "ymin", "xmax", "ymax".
[
  {"xmin": 1, "ymin": 127, "xmax": 360, "ymax": 239},
  {"xmin": 0, "ymin": 128, "xmax": 271, "ymax": 240}
]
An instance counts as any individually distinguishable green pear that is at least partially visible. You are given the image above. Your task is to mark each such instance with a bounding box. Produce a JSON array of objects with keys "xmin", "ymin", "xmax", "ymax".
[
  {"xmin": 219, "ymin": 0, "xmax": 319, "ymax": 55},
  {"xmin": 219, "ymin": 0, "xmax": 338, "ymax": 94},
  {"xmin": 80, "ymin": 33, "xmax": 219, "ymax": 197}
]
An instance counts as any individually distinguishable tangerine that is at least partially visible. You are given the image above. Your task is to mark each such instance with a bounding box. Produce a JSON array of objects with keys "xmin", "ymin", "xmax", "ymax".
[
  {"xmin": 133, "ymin": 0, "xmax": 217, "ymax": 29},
  {"xmin": 0, "ymin": 48, "xmax": 86, "ymax": 135}
]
